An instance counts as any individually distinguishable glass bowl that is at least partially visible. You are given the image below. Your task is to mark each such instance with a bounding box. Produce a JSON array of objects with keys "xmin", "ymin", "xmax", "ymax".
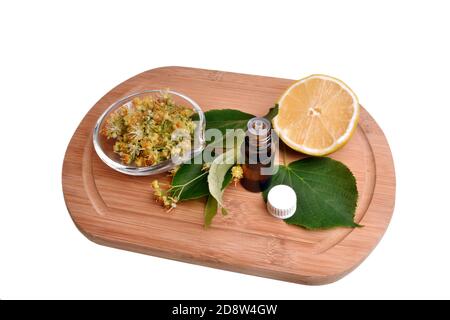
[{"xmin": 93, "ymin": 90, "xmax": 206, "ymax": 176}]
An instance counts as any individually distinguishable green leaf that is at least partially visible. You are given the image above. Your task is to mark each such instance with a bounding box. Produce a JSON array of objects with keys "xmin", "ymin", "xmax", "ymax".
[
  {"xmin": 208, "ymin": 130, "xmax": 245, "ymax": 208},
  {"xmin": 203, "ymin": 168, "xmax": 232, "ymax": 228},
  {"xmin": 263, "ymin": 157, "xmax": 360, "ymax": 230},
  {"xmin": 208, "ymin": 151, "xmax": 237, "ymax": 208},
  {"xmin": 204, "ymin": 195, "xmax": 218, "ymax": 229},
  {"xmin": 205, "ymin": 109, "xmax": 254, "ymax": 134},
  {"xmin": 263, "ymin": 104, "xmax": 278, "ymax": 121},
  {"xmin": 170, "ymin": 163, "xmax": 208, "ymax": 201},
  {"xmin": 171, "ymin": 164, "xmax": 233, "ymax": 201},
  {"xmin": 222, "ymin": 169, "xmax": 233, "ymax": 189},
  {"xmin": 203, "ymin": 109, "xmax": 253, "ymax": 159}
]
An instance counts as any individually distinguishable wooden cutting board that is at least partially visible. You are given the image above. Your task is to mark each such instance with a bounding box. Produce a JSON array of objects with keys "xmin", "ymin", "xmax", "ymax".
[{"xmin": 62, "ymin": 66, "xmax": 396, "ymax": 285}]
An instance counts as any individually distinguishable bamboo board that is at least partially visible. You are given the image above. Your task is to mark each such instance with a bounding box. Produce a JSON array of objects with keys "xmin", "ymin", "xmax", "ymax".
[{"xmin": 62, "ymin": 66, "xmax": 396, "ymax": 285}]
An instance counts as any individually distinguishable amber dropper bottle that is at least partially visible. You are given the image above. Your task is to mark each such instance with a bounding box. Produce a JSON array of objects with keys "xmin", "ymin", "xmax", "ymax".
[{"xmin": 241, "ymin": 117, "xmax": 274, "ymax": 192}]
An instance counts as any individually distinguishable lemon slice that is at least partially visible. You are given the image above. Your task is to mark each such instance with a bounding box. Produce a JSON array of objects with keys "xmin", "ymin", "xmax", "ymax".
[{"xmin": 273, "ymin": 74, "xmax": 360, "ymax": 156}]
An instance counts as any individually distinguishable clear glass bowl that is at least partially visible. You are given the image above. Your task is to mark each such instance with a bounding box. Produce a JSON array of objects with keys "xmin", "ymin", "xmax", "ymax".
[{"xmin": 93, "ymin": 90, "xmax": 206, "ymax": 176}]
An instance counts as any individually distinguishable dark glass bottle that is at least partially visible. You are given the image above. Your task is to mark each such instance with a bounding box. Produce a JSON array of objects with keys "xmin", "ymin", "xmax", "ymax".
[{"xmin": 241, "ymin": 117, "xmax": 274, "ymax": 192}]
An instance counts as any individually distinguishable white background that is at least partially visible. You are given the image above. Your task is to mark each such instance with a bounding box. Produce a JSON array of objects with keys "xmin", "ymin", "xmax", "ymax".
[{"xmin": 1, "ymin": 0, "xmax": 449, "ymax": 300}]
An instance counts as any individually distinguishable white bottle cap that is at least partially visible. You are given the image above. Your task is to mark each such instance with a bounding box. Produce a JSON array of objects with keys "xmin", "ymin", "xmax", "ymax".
[{"xmin": 266, "ymin": 185, "xmax": 297, "ymax": 219}]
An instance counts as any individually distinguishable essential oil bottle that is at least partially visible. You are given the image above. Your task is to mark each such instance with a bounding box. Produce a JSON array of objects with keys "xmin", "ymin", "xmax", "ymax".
[{"xmin": 241, "ymin": 117, "xmax": 274, "ymax": 192}]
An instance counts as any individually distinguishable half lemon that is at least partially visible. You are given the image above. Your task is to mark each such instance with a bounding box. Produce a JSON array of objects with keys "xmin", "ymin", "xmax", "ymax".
[{"xmin": 273, "ymin": 74, "xmax": 360, "ymax": 156}]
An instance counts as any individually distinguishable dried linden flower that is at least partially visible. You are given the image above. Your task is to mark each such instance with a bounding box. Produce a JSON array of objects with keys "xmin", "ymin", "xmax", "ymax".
[
  {"xmin": 231, "ymin": 165, "xmax": 244, "ymax": 185},
  {"xmin": 151, "ymin": 179, "xmax": 178, "ymax": 212},
  {"xmin": 101, "ymin": 93, "xmax": 196, "ymax": 167}
]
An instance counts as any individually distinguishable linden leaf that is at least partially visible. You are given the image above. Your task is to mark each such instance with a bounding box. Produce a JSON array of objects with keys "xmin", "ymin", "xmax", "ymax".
[
  {"xmin": 263, "ymin": 157, "xmax": 360, "ymax": 229},
  {"xmin": 207, "ymin": 130, "xmax": 245, "ymax": 208},
  {"xmin": 204, "ymin": 195, "xmax": 218, "ymax": 229}
]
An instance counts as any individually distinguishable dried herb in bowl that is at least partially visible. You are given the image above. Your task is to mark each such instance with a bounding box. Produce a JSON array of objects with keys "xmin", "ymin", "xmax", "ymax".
[{"xmin": 101, "ymin": 93, "xmax": 196, "ymax": 167}]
